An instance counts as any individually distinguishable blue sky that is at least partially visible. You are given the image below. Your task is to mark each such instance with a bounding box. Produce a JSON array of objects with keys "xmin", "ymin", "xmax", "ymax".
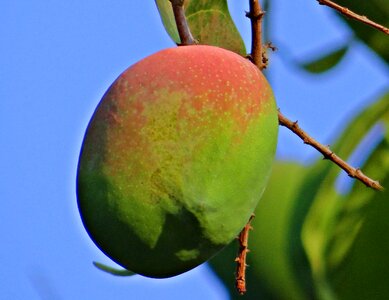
[{"xmin": 1, "ymin": 1, "xmax": 388, "ymax": 299}]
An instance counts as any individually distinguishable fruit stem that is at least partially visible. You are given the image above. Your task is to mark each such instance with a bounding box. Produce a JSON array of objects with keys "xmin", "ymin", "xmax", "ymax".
[
  {"xmin": 170, "ymin": 0, "xmax": 197, "ymax": 45},
  {"xmin": 247, "ymin": 0, "xmax": 266, "ymax": 69},
  {"xmin": 235, "ymin": 214, "xmax": 255, "ymax": 295}
]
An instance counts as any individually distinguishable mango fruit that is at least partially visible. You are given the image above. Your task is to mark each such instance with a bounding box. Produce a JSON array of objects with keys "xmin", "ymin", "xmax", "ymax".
[{"xmin": 77, "ymin": 45, "xmax": 278, "ymax": 278}]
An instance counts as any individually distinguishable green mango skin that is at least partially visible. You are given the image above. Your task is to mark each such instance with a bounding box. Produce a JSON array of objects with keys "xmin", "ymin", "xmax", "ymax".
[{"xmin": 77, "ymin": 45, "xmax": 278, "ymax": 278}]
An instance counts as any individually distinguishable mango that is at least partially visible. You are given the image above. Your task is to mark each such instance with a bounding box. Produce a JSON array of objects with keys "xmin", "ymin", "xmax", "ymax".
[{"xmin": 77, "ymin": 45, "xmax": 278, "ymax": 278}]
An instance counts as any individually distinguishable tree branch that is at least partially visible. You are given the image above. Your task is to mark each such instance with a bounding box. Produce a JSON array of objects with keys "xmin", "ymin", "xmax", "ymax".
[
  {"xmin": 235, "ymin": 214, "xmax": 255, "ymax": 295},
  {"xmin": 246, "ymin": 0, "xmax": 266, "ymax": 69},
  {"xmin": 317, "ymin": 0, "xmax": 389, "ymax": 35},
  {"xmin": 169, "ymin": 0, "xmax": 196, "ymax": 45},
  {"xmin": 278, "ymin": 110, "xmax": 384, "ymax": 191}
]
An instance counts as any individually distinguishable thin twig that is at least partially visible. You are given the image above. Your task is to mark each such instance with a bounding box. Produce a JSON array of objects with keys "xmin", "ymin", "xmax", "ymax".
[
  {"xmin": 317, "ymin": 0, "xmax": 389, "ymax": 35},
  {"xmin": 169, "ymin": 0, "xmax": 196, "ymax": 45},
  {"xmin": 278, "ymin": 110, "xmax": 384, "ymax": 191},
  {"xmin": 235, "ymin": 214, "xmax": 255, "ymax": 295},
  {"xmin": 246, "ymin": 0, "xmax": 266, "ymax": 69}
]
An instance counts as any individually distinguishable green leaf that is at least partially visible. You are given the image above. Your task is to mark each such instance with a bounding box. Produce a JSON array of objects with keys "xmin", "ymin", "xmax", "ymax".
[
  {"xmin": 93, "ymin": 262, "xmax": 136, "ymax": 276},
  {"xmin": 326, "ymin": 137, "xmax": 389, "ymax": 300},
  {"xmin": 155, "ymin": 0, "xmax": 180, "ymax": 44},
  {"xmin": 327, "ymin": 0, "xmax": 389, "ymax": 63},
  {"xmin": 301, "ymin": 91, "xmax": 389, "ymax": 298},
  {"xmin": 155, "ymin": 0, "xmax": 246, "ymax": 55},
  {"xmin": 301, "ymin": 45, "xmax": 349, "ymax": 73}
]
